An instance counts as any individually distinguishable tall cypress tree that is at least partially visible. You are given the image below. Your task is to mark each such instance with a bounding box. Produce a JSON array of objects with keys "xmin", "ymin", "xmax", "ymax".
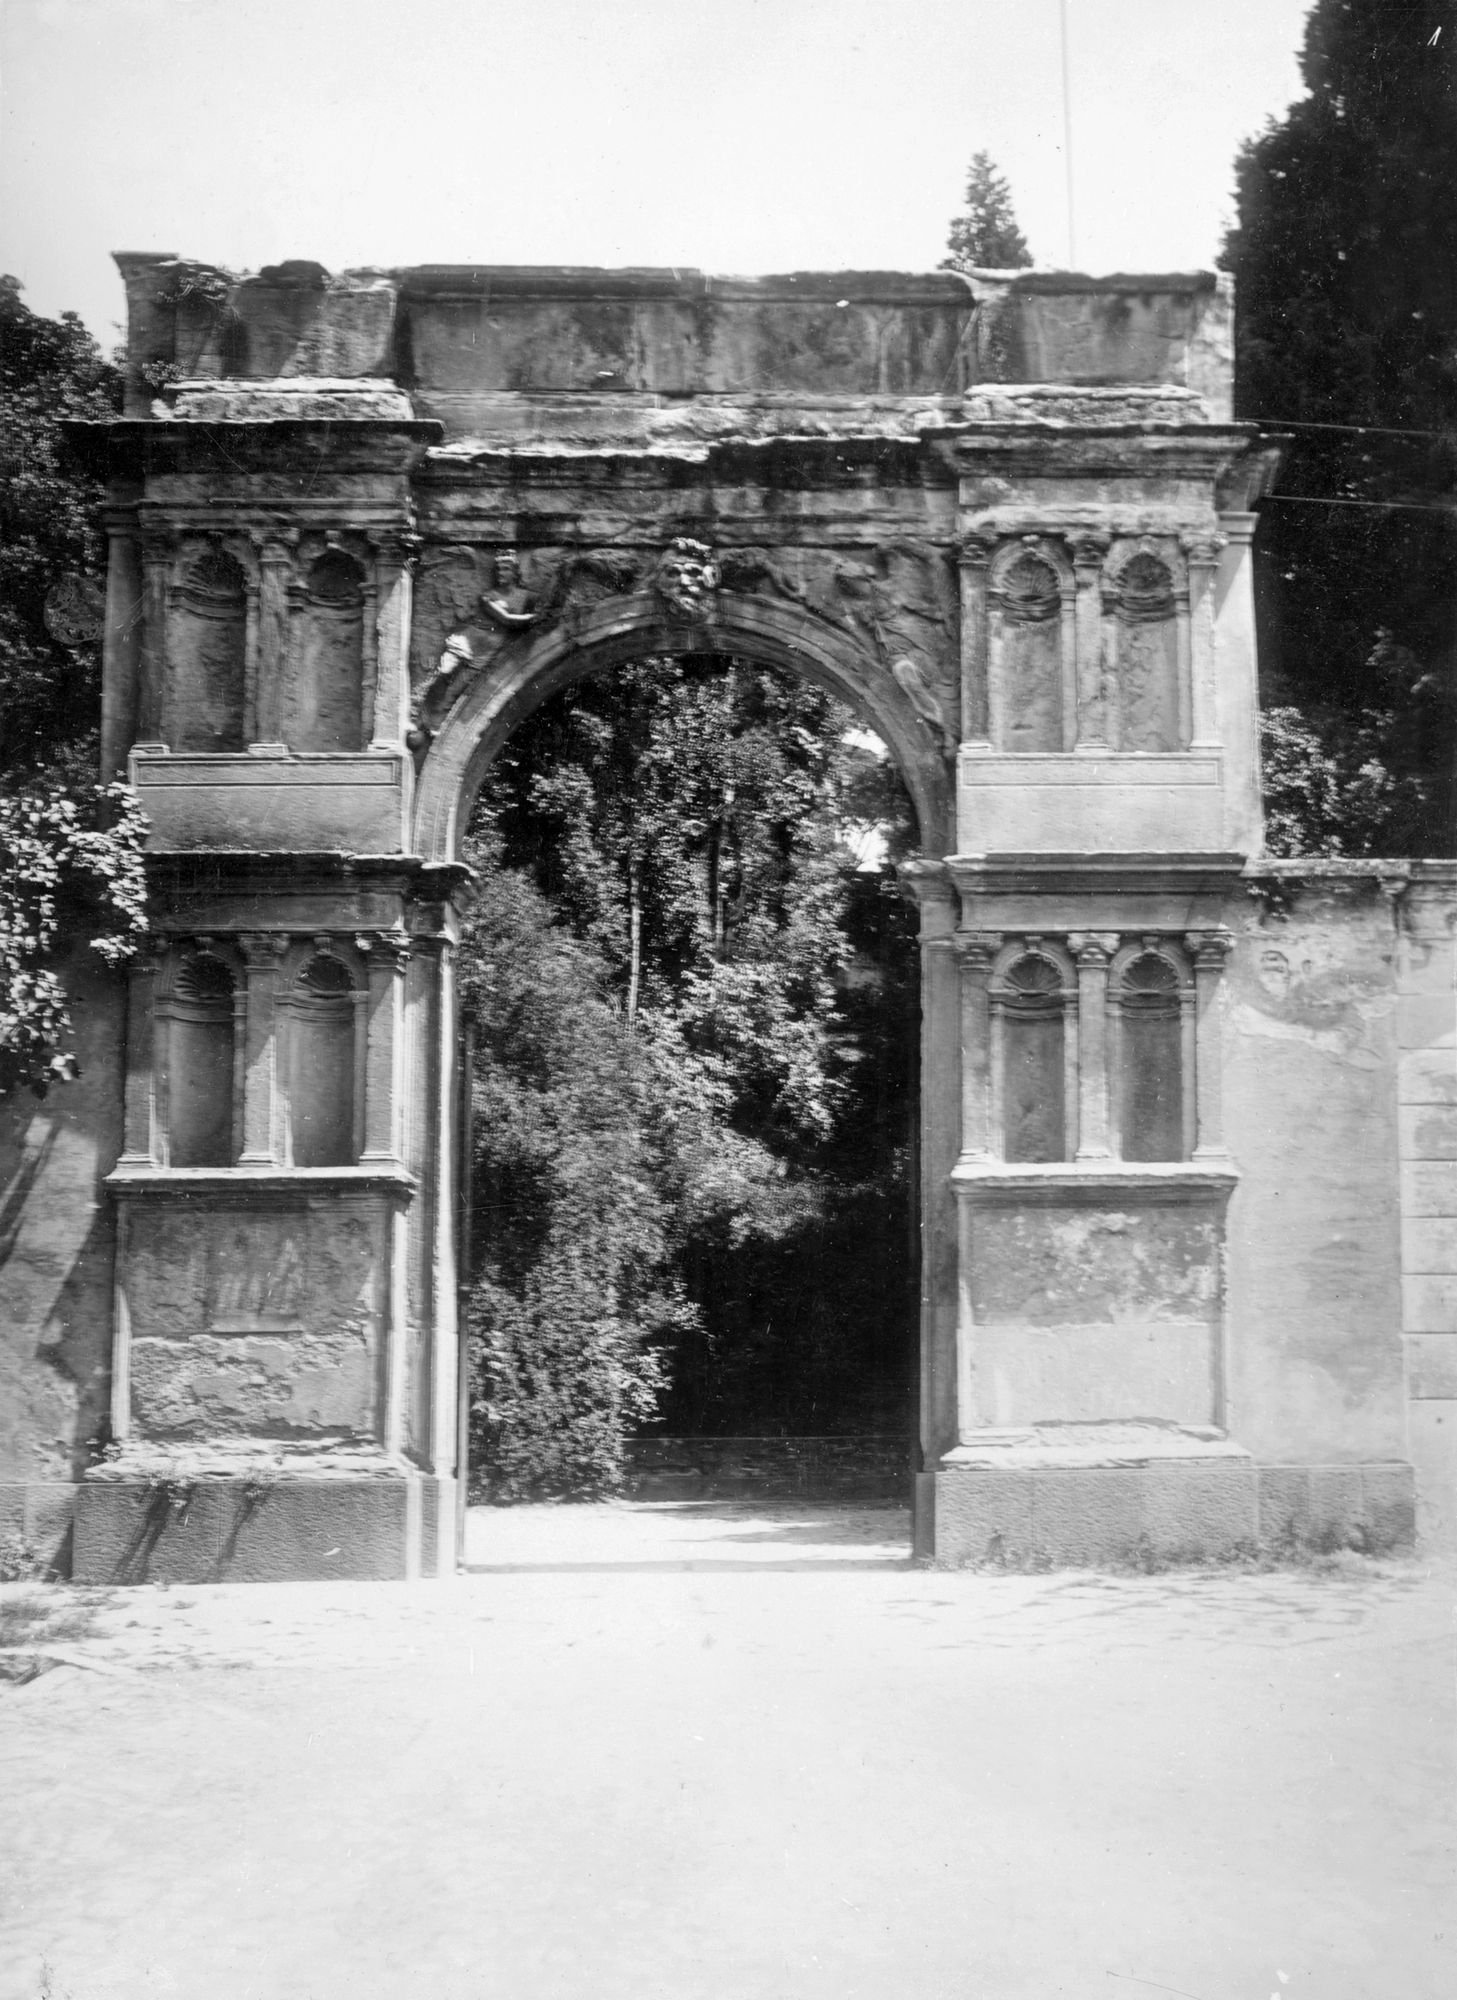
[
  {"xmin": 1222, "ymin": 0, "xmax": 1457, "ymax": 853},
  {"xmin": 940, "ymin": 152, "xmax": 1033, "ymax": 272}
]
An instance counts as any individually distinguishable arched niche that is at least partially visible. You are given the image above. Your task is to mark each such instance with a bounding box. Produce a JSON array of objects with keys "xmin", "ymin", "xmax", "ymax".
[
  {"xmin": 281, "ymin": 948, "xmax": 363, "ymax": 1167},
  {"xmin": 987, "ymin": 545, "xmax": 1073, "ymax": 753},
  {"xmin": 989, "ymin": 941, "xmax": 1078, "ymax": 1163},
  {"xmin": 1104, "ymin": 548, "xmax": 1183, "ymax": 752},
  {"xmin": 170, "ymin": 548, "xmax": 247, "ymax": 751},
  {"xmin": 411, "ymin": 592, "xmax": 954, "ymax": 866},
  {"xmin": 161, "ymin": 946, "xmax": 241, "ymax": 1167},
  {"xmin": 1110, "ymin": 940, "xmax": 1194, "ymax": 1162},
  {"xmin": 290, "ymin": 550, "xmax": 366, "ymax": 752}
]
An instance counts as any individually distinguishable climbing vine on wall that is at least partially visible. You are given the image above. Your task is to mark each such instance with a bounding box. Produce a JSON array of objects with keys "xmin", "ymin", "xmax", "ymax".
[{"xmin": 0, "ymin": 780, "xmax": 148, "ymax": 1098}]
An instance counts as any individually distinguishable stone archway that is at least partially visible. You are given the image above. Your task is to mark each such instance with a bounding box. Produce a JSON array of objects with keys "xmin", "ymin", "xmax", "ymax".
[
  {"xmin": 418, "ymin": 592, "xmax": 956, "ymax": 1556},
  {"xmin": 56, "ymin": 259, "xmax": 1317, "ymax": 1586}
]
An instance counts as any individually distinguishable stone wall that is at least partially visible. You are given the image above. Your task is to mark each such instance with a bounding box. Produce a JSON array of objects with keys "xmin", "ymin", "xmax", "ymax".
[{"xmin": 0, "ymin": 946, "xmax": 125, "ymax": 1570}]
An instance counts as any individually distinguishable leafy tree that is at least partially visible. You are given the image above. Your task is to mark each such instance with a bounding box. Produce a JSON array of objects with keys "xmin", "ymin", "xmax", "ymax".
[
  {"xmin": 460, "ymin": 823, "xmax": 698, "ymax": 1497},
  {"xmin": 1222, "ymin": 0, "xmax": 1457, "ymax": 854},
  {"xmin": 941, "ymin": 151, "xmax": 1033, "ymax": 272},
  {"xmin": 0, "ymin": 281, "xmax": 148, "ymax": 1098},
  {"xmin": 0, "ymin": 276, "xmax": 121, "ymax": 772},
  {"xmin": 461, "ymin": 656, "xmax": 918, "ymax": 1486}
]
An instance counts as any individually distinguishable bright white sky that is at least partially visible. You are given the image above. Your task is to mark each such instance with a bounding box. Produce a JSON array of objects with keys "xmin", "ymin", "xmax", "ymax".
[{"xmin": 1, "ymin": 0, "xmax": 1311, "ymax": 347}]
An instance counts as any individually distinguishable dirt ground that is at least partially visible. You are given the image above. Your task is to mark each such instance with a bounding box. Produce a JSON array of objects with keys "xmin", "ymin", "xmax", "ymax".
[{"xmin": 2, "ymin": 1502, "xmax": 1455, "ymax": 2000}]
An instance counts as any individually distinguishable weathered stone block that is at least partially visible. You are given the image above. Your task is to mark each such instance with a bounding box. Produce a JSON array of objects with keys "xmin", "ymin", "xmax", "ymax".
[
  {"xmin": 1401, "ymin": 1161, "xmax": 1457, "ymax": 1217},
  {"xmin": 23, "ymin": 1482, "xmax": 78, "ymax": 1568},
  {"xmin": 1398, "ymin": 1049, "xmax": 1457, "ymax": 1104},
  {"xmin": 1399, "ymin": 1103, "xmax": 1457, "ymax": 1161},
  {"xmin": 1358, "ymin": 1463, "xmax": 1416, "ymax": 1552},
  {"xmin": 912, "ymin": 1472, "xmax": 936, "ymax": 1561},
  {"xmin": 73, "ymin": 1473, "xmax": 415, "ymax": 1584},
  {"xmin": 1401, "ymin": 1217, "xmax": 1457, "ymax": 1273},
  {"xmin": 1408, "ymin": 1402, "xmax": 1457, "ymax": 1554},
  {"xmin": 1141, "ymin": 1460, "xmax": 1257, "ymax": 1560},
  {"xmin": 1028, "ymin": 1468, "xmax": 1146, "ymax": 1565},
  {"xmin": 1396, "ymin": 936, "xmax": 1456, "ymax": 996},
  {"xmin": 932, "ymin": 1470, "xmax": 1035, "ymax": 1566},
  {"xmin": 1306, "ymin": 1464, "xmax": 1364, "ymax": 1542},
  {"xmin": 131, "ymin": 751, "xmax": 406, "ymax": 855},
  {"xmin": 1405, "ymin": 1333, "xmax": 1457, "ymax": 1400},
  {"xmin": 1396, "ymin": 994, "xmax": 1456, "ymax": 1053},
  {"xmin": 1402, "ymin": 1275, "xmax": 1457, "ymax": 1333},
  {"xmin": 1255, "ymin": 1466, "xmax": 1313, "ymax": 1548}
]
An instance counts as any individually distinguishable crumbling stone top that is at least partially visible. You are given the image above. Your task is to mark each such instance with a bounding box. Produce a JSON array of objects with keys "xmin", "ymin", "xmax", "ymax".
[{"xmin": 113, "ymin": 255, "xmax": 1235, "ymax": 428}]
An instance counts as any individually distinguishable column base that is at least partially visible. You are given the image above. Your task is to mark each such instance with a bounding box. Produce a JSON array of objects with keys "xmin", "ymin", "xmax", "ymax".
[{"xmin": 73, "ymin": 1443, "xmax": 456, "ymax": 1585}]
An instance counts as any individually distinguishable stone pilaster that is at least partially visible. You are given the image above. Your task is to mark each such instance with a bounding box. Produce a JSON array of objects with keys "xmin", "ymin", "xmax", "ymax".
[
  {"xmin": 119, "ymin": 945, "xmax": 165, "ymax": 1165},
  {"xmin": 137, "ymin": 533, "xmax": 172, "ymax": 743},
  {"xmin": 1186, "ymin": 930, "xmax": 1234, "ymax": 1160},
  {"xmin": 370, "ymin": 532, "xmax": 417, "ymax": 748},
  {"xmin": 954, "ymin": 931, "xmax": 1001, "ymax": 1162},
  {"xmin": 238, "ymin": 932, "xmax": 288, "ymax": 1164},
  {"xmin": 100, "ymin": 512, "xmax": 143, "ymax": 780},
  {"xmin": 357, "ymin": 931, "xmax": 411, "ymax": 1163},
  {"xmin": 955, "ymin": 534, "xmax": 994, "ymax": 747},
  {"xmin": 255, "ymin": 539, "xmax": 294, "ymax": 746},
  {"xmin": 1182, "ymin": 531, "xmax": 1226, "ymax": 750},
  {"xmin": 1070, "ymin": 534, "xmax": 1109, "ymax": 748},
  {"xmin": 1070, "ymin": 931, "xmax": 1119, "ymax": 1159}
]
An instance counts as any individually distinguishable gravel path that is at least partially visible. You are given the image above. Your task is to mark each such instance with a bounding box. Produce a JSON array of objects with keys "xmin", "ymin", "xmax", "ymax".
[{"xmin": 2, "ymin": 1504, "xmax": 1453, "ymax": 2000}]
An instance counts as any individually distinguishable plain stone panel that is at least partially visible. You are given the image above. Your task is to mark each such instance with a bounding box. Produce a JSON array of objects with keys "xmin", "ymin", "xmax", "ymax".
[
  {"xmin": 1401, "ymin": 1161, "xmax": 1457, "ymax": 1216},
  {"xmin": 1405, "ymin": 1334, "xmax": 1457, "ymax": 1400},
  {"xmin": 931, "ymin": 1470, "xmax": 1035, "ymax": 1567},
  {"xmin": 1141, "ymin": 1461, "xmax": 1257, "ymax": 1559},
  {"xmin": 1401, "ymin": 1217, "xmax": 1457, "ymax": 1273},
  {"xmin": 0, "ymin": 1485, "xmax": 26, "ymax": 1545},
  {"xmin": 1396, "ymin": 995, "xmax": 1456, "ymax": 1053},
  {"xmin": 23, "ymin": 1483, "xmax": 78, "ymax": 1568},
  {"xmin": 73, "ymin": 1480, "xmax": 223, "ymax": 1585},
  {"xmin": 216, "ymin": 1478, "xmax": 409, "ymax": 1582},
  {"xmin": 1255, "ymin": 1466, "xmax": 1312, "ymax": 1547},
  {"xmin": 1402, "ymin": 1275, "xmax": 1457, "ymax": 1332},
  {"xmin": 1306, "ymin": 1465, "xmax": 1364, "ymax": 1544},
  {"xmin": 1399, "ymin": 1102, "xmax": 1457, "ymax": 1161},
  {"xmin": 1396, "ymin": 937, "xmax": 1456, "ymax": 996},
  {"xmin": 1028, "ymin": 1468, "xmax": 1145, "ymax": 1565},
  {"xmin": 1408, "ymin": 1402, "xmax": 1457, "ymax": 1555},
  {"xmin": 1358, "ymin": 1463, "xmax": 1416, "ymax": 1551},
  {"xmin": 1398, "ymin": 1048, "xmax": 1457, "ymax": 1104}
]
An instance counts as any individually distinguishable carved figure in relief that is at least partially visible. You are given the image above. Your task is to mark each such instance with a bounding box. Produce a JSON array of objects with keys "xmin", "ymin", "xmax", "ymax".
[
  {"xmin": 892, "ymin": 656, "xmax": 958, "ymax": 760},
  {"xmin": 479, "ymin": 548, "xmax": 543, "ymax": 630},
  {"xmin": 652, "ymin": 538, "xmax": 720, "ymax": 622}
]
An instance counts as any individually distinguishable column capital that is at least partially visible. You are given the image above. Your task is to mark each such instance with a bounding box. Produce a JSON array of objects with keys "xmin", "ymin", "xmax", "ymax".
[
  {"xmin": 1184, "ymin": 928, "xmax": 1235, "ymax": 969},
  {"xmin": 238, "ymin": 930, "xmax": 289, "ymax": 969},
  {"xmin": 355, "ymin": 930, "xmax": 412, "ymax": 970},
  {"xmin": 954, "ymin": 531, "xmax": 996, "ymax": 569},
  {"xmin": 953, "ymin": 929, "xmax": 1002, "ymax": 968},
  {"xmin": 1069, "ymin": 532, "xmax": 1111, "ymax": 571},
  {"xmin": 1180, "ymin": 528, "xmax": 1228, "ymax": 568},
  {"xmin": 1068, "ymin": 930, "xmax": 1120, "ymax": 967}
]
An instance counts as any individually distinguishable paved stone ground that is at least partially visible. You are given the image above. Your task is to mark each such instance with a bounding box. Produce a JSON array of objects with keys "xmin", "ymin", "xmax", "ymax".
[{"xmin": 1, "ymin": 1503, "xmax": 1454, "ymax": 2000}]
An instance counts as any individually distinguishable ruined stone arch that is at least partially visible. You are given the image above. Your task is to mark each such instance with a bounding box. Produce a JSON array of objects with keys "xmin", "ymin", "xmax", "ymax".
[{"xmin": 412, "ymin": 589, "xmax": 956, "ymax": 865}]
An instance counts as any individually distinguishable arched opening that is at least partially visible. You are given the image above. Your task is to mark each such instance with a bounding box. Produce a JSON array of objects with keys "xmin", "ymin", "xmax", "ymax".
[
  {"xmin": 450, "ymin": 640, "xmax": 925, "ymax": 1540},
  {"xmin": 164, "ymin": 949, "xmax": 239, "ymax": 1166},
  {"xmin": 283, "ymin": 951, "xmax": 360, "ymax": 1167}
]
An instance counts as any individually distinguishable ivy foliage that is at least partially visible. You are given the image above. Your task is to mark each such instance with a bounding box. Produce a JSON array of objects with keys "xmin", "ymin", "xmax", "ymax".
[
  {"xmin": 1, "ymin": 280, "xmax": 148, "ymax": 1098},
  {"xmin": 0, "ymin": 782, "xmax": 148, "ymax": 1098},
  {"xmin": 1222, "ymin": 0, "xmax": 1457, "ymax": 855}
]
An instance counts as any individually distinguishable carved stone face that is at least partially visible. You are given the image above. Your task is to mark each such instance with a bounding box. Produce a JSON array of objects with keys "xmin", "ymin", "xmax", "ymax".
[{"xmin": 493, "ymin": 550, "xmax": 522, "ymax": 591}]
